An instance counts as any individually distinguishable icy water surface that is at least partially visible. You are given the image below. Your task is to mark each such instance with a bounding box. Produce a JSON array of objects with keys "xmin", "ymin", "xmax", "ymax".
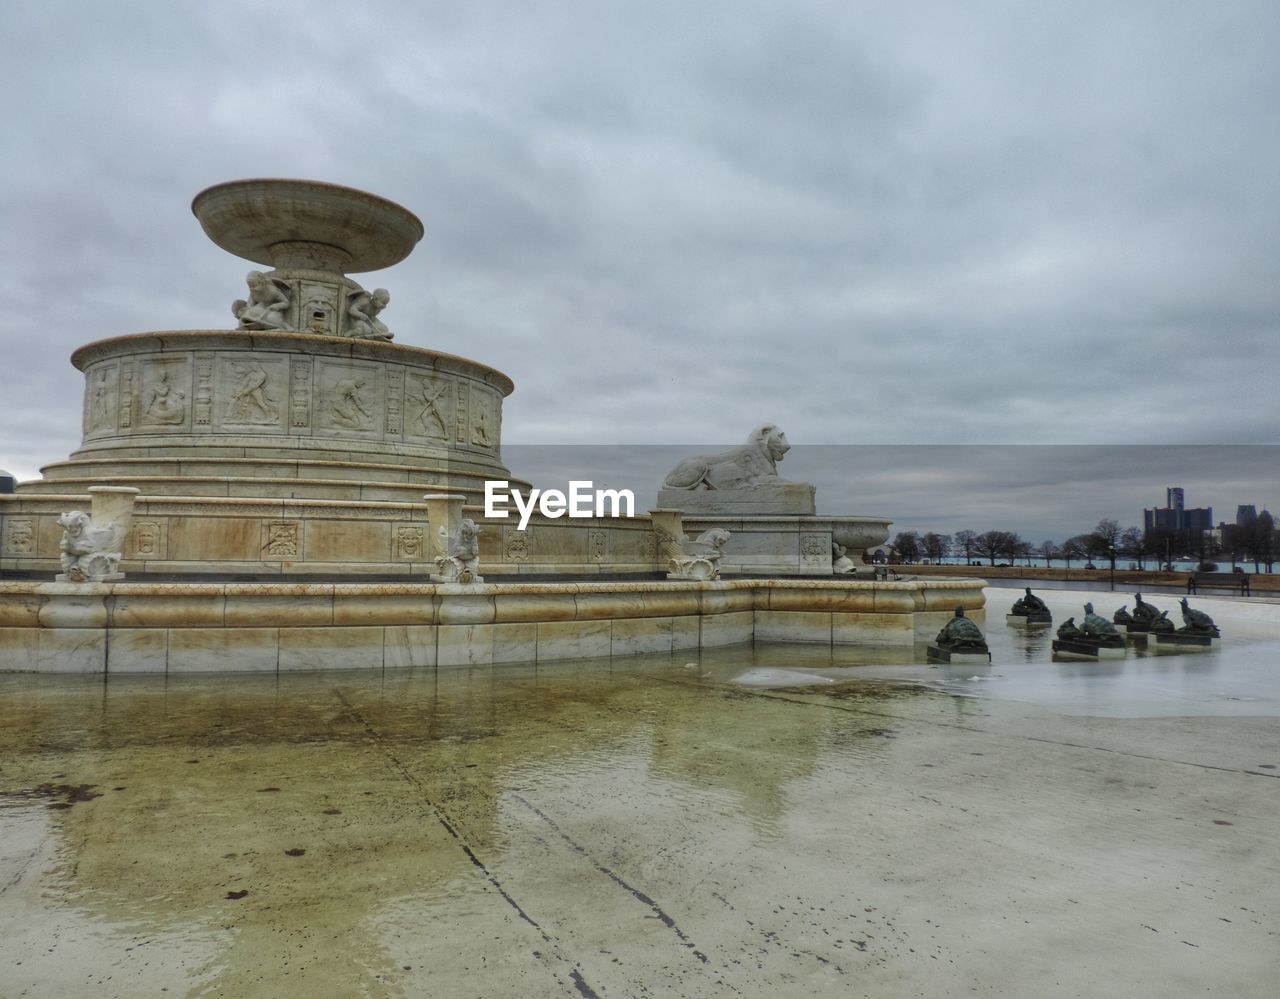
[
  {"xmin": 822, "ymin": 587, "xmax": 1280, "ymax": 718},
  {"xmin": 1, "ymin": 593, "xmax": 1278, "ymax": 997}
]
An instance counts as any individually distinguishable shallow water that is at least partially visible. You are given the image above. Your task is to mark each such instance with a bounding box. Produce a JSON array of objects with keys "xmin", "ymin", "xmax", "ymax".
[
  {"xmin": 0, "ymin": 591, "xmax": 1277, "ymax": 997},
  {"xmin": 818, "ymin": 587, "xmax": 1280, "ymax": 718}
]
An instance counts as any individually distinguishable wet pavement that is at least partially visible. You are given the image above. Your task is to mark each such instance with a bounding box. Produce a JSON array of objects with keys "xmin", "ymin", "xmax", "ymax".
[{"xmin": 1, "ymin": 589, "xmax": 1278, "ymax": 997}]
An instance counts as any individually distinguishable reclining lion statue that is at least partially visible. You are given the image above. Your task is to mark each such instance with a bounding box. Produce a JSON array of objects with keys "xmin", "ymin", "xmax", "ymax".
[{"xmin": 662, "ymin": 423, "xmax": 794, "ymax": 491}]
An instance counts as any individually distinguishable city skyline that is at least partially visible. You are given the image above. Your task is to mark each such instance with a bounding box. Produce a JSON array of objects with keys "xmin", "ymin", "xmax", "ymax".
[{"xmin": 500, "ymin": 443, "xmax": 1276, "ymax": 542}]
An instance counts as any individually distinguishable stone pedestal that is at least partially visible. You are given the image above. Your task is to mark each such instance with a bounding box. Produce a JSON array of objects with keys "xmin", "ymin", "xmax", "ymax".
[
  {"xmin": 424, "ymin": 493, "xmax": 467, "ymax": 548},
  {"xmin": 1006, "ymin": 612, "xmax": 1052, "ymax": 626},
  {"xmin": 927, "ymin": 645, "xmax": 991, "ymax": 664},
  {"xmin": 1151, "ymin": 633, "xmax": 1219, "ymax": 654},
  {"xmin": 648, "ymin": 509, "xmax": 687, "ymax": 564},
  {"xmin": 677, "ymin": 515, "xmax": 892, "ymax": 576},
  {"xmin": 656, "ymin": 482, "xmax": 816, "ymax": 516},
  {"xmin": 427, "ymin": 493, "xmax": 483, "ymax": 583},
  {"xmin": 1052, "ymin": 639, "xmax": 1127, "ymax": 661}
]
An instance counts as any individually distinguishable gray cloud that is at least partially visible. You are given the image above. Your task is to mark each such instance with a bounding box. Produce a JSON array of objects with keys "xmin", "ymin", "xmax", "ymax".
[{"xmin": 2, "ymin": 1, "xmax": 1277, "ymax": 537}]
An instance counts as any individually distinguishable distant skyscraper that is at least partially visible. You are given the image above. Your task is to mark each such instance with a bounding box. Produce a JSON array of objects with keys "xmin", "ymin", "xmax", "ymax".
[
  {"xmin": 1237, "ymin": 504, "xmax": 1258, "ymax": 526},
  {"xmin": 1144, "ymin": 487, "xmax": 1210, "ymax": 534},
  {"xmin": 1182, "ymin": 507, "xmax": 1214, "ymax": 533}
]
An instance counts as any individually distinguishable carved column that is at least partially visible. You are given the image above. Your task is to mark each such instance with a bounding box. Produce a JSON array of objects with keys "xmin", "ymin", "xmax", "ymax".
[
  {"xmin": 423, "ymin": 493, "xmax": 467, "ymax": 554},
  {"xmin": 89, "ymin": 486, "xmax": 140, "ymax": 551},
  {"xmin": 648, "ymin": 509, "xmax": 686, "ymax": 567}
]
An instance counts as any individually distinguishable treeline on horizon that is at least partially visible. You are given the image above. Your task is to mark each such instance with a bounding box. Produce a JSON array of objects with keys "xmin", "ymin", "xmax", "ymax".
[{"xmin": 887, "ymin": 514, "xmax": 1278, "ymax": 572}]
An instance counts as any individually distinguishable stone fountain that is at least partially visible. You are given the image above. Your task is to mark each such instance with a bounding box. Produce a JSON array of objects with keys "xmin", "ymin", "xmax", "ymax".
[{"xmin": 0, "ymin": 179, "xmax": 983, "ymax": 672}]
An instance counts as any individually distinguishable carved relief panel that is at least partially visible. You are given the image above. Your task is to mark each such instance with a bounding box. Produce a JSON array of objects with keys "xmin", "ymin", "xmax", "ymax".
[
  {"xmin": 300, "ymin": 283, "xmax": 340, "ymax": 335},
  {"xmin": 503, "ymin": 526, "xmax": 531, "ymax": 562},
  {"xmin": 469, "ymin": 387, "xmax": 499, "ymax": 451},
  {"xmin": 405, "ymin": 372, "xmax": 453, "ymax": 441},
  {"xmin": 84, "ymin": 363, "xmax": 118, "ymax": 438},
  {"xmin": 454, "ymin": 382, "xmax": 468, "ymax": 444},
  {"xmin": 4, "ymin": 518, "xmax": 35, "ymax": 555},
  {"xmin": 194, "ymin": 354, "xmax": 215, "ymax": 426},
  {"xmin": 131, "ymin": 520, "xmax": 165, "ymax": 559},
  {"xmin": 385, "ymin": 367, "xmax": 404, "ymax": 437},
  {"xmin": 139, "ymin": 358, "xmax": 191, "ymax": 429},
  {"xmin": 218, "ymin": 355, "xmax": 287, "ymax": 430},
  {"xmin": 118, "ymin": 361, "xmax": 136, "ymax": 430},
  {"xmin": 262, "ymin": 521, "xmax": 300, "ymax": 557},
  {"xmin": 290, "ymin": 358, "xmax": 313, "ymax": 429},
  {"xmin": 394, "ymin": 524, "xmax": 425, "ymax": 560},
  {"xmin": 801, "ymin": 534, "xmax": 829, "ymax": 564},
  {"xmin": 316, "ymin": 361, "xmax": 382, "ymax": 436}
]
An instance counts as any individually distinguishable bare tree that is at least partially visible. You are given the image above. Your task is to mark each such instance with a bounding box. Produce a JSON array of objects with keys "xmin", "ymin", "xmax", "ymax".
[
  {"xmin": 1221, "ymin": 523, "xmax": 1246, "ymax": 570},
  {"xmin": 1241, "ymin": 511, "xmax": 1276, "ymax": 572},
  {"xmin": 892, "ymin": 530, "xmax": 921, "ymax": 563},
  {"xmin": 954, "ymin": 529, "xmax": 977, "ymax": 565},
  {"xmin": 1119, "ymin": 526, "xmax": 1145, "ymax": 569},
  {"xmin": 1038, "ymin": 539, "xmax": 1058, "ymax": 567},
  {"xmin": 1061, "ymin": 535, "xmax": 1089, "ymax": 568},
  {"xmin": 921, "ymin": 532, "xmax": 952, "ymax": 564},
  {"xmin": 1089, "ymin": 519, "xmax": 1122, "ymax": 570},
  {"xmin": 1188, "ymin": 528, "xmax": 1222, "ymax": 570},
  {"xmin": 1145, "ymin": 526, "xmax": 1177, "ymax": 569},
  {"xmin": 974, "ymin": 530, "xmax": 1020, "ymax": 566}
]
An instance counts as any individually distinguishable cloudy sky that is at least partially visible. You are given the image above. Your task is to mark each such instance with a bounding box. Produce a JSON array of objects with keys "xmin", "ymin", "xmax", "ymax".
[{"xmin": 2, "ymin": 1, "xmax": 1276, "ymax": 539}]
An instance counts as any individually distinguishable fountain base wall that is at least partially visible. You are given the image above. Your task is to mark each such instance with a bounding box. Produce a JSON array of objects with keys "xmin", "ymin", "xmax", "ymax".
[{"xmin": 0, "ymin": 577, "xmax": 984, "ymax": 672}]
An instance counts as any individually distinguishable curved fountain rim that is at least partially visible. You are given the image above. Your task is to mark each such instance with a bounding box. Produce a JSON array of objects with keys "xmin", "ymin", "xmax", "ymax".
[{"xmin": 70, "ymin": 330, "xmax": 516, "ymax": 396}]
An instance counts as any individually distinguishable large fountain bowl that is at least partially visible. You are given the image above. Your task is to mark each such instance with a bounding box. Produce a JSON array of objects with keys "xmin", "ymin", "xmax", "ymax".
[
  {"xmin": 831, "ymin": 518, "xmax": 893, "ymax": 553},
  {"xmin": 192, "ymin": 178, "xmax": 425, "ymax": 273}
]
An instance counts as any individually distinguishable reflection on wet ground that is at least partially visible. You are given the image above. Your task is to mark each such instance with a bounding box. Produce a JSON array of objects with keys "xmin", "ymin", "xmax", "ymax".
[{"xmin": 1, "ymin": 589, "xmax": 1277, "ymax": 997}]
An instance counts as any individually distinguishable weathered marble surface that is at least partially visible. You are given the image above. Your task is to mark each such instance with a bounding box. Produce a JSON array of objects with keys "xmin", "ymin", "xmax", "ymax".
[
  {"xmin": 192, "ymin": 178, "xmax": 424, "ymax": 274},
  {"xmin": 678, "ymin": 515, "xmax": 892, "ymax": 575},
  {"xmin": 54, "ymin": 487, "xmax": 139, "ymax": 582},
  {"xmin": 0, "ymin": 577, "xmax": 986, "ymax": 672}
]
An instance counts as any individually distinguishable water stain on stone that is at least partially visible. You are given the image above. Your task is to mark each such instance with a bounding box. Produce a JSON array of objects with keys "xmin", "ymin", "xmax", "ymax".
[
  {"xmin": 256, "ymin": 787, "xmax": 281, "ymax": 793},
  {"xmin": 322, "ymin": 808, "xmax": 342, "ymax": 815},
  {"xmin": 284, "ymin": 848, "xmax": 306, "ymax": 857},
  {"xmin": 1213, "ymin": 820, "xmax": 1234, "ymax": 826},
  {"xmin": 1, "ymin": 783, "xmax": 102, "ymax": 808},
  {"xmin": 225, "ymin": 890, "xmax": 249, "ymax": 900},
  {"xmin": 809, "ymin": 682, "xmax": 935, "ymax": 702}
]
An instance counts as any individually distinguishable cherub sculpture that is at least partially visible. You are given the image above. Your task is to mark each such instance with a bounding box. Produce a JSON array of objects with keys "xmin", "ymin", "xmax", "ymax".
[
  {"xmin": 667, "ymin": 528, "xmax": 732, "ymax": 580},
  {"xmin": 57, "ymin": 510, "xmax": 124, "ymax": 582},
  {"xmin": 232, "ymin": 270, "xmax": 291, "ymax": 330},
  {"xmin": 433, "ymin": 518, "xmax": 482, "ymax": 584},
  {"xmin": 345, "ymin": 288, "xmax": 393, "ymax": 340}
]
